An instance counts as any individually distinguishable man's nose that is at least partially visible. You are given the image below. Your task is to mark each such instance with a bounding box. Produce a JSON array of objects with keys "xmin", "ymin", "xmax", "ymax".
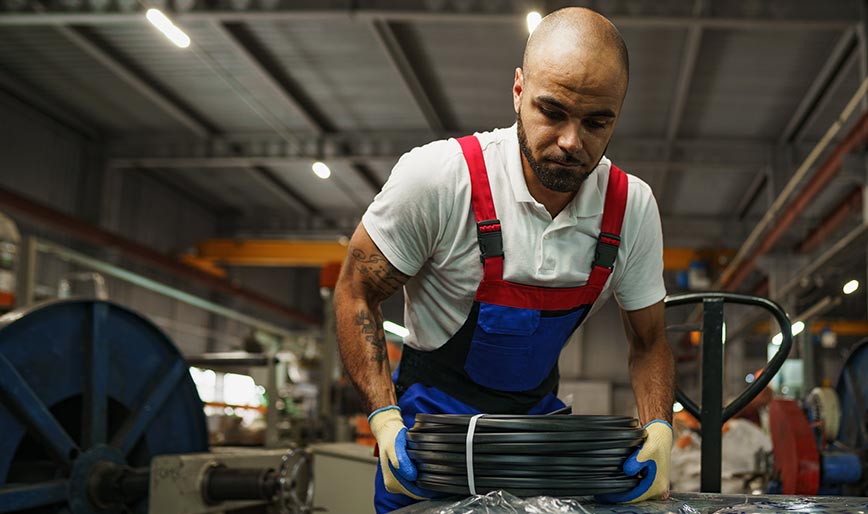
[{"xmin": 557, "ymin": 125, "xmax": 583, "ymax": 155}]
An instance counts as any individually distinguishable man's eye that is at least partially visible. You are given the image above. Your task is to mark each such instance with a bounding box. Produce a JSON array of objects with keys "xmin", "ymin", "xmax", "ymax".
[
  {"xmin": 585, "ymin": 119, "xmax": 607, "ymax": 129},
  {"xmin": 540, "ymin": 106, "xmax": 565, "ymax": 121}
]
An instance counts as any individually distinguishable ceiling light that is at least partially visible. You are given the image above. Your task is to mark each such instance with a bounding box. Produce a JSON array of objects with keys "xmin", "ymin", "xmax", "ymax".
[
  {"xmin": 673, "ymin": 402, "xmax": 683, "ymax": 413},
  {"xmin": 526, "ymin": 11, "xmax": 542, "ymax": 34},
  {"xmin": 745, "ymin": 373, "xmax": 755, "ymax": 384},
  {"xmin": 771, "ymin": 320, "xmax": 805, "ymax": 345},
  {"xmin": 312, "ymin": 161, "xmax": 331, "ymax": 179},
  {"xmin": 146, "ymin": 9, "xmax": 191, "ymax": 48},
  {"xmin": 383, "ymin": 321, "xmax": 409, "ymax": 338},
  {"xmin": 792, "ymin": 321, "xmax": 805, "ymax": 336},
  {"xmin": 843, "ymin": 279, "xmax": 859, "ymax": 295}
]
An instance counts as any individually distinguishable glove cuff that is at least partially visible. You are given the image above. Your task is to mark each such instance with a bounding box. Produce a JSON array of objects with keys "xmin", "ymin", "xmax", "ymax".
[
  {"xmin": 369, "ymin": 406, "xmax": 404, "ymax": 438},
  {"xmin": 644, "ymin": 419, "xmax": 673, "ymax": 433},
  {"xmin": 368, "ymin": 405, "xmax": 400, "ymax": 424}
]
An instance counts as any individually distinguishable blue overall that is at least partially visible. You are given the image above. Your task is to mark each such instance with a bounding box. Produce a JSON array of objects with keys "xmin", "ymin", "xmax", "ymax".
[{"xmin": 375, "ymin": 136, "xmax": 629, "ymax": 513}]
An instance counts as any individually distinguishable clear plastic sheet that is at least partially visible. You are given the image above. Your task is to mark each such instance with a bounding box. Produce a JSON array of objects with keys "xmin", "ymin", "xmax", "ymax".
[{"xmin": 393, "ymin": 491, "xmax": 868, "ymax": 514}]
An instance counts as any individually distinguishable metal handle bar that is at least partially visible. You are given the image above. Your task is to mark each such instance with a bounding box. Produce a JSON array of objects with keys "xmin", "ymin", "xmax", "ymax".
[{"xmin": 665, "ymin": 292, "xmax": 793, "ymax": 423}]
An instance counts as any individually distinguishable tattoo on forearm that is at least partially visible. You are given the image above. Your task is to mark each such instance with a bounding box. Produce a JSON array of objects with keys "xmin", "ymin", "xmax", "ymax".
[
  {"xmin": 355, "ymin": 309, "xmax": 389, "ymax": 368},
  {"xmin": 351, "ymin": 249, "xmax": 408, "ymax": 300}
]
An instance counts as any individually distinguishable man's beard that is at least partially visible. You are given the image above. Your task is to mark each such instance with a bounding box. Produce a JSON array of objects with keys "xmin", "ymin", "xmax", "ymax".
[{"xmin": 517, "ymin": 112, "xmax": 594, "ymax": 193}]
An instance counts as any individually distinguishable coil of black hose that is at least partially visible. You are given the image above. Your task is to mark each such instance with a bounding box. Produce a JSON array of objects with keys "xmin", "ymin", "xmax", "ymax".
[{"xmin": 407, "ymin": 414, "xmax": 645, "ymax": 496}]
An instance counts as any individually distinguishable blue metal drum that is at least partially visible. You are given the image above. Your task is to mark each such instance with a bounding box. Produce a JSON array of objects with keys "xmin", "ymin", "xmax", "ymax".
[
  {"xmin": 836, "ymin": 339, "xmax": 868, "ymax": 451},
  {"xmin": 0, "ymin": 300, "xmax": 208, "ymax": 513}
]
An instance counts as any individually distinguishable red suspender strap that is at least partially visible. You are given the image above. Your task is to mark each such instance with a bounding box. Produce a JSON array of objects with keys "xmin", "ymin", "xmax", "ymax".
[
  {"xmin": 601, "ymin": 165, "xmax": 628, "ymax": 236},
  {"xmin": 457, "ymin": 136, "xmax": 504, "ymax": 281},
  {"xmin": 457, "ymin": 136, "xmax": 496, "ymax": 222},
  {"xmin": 586, "ymin": 165, "xmax": 628, "ymax": 290}
]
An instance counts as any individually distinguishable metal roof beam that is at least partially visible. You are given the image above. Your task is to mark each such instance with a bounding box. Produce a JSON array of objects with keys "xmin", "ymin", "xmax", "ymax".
[
  {"xmin": 55, "ymin": 25, "xmax": 212, "ymax": 138},
  {"xmin": 108, "ymin": 132, "xmax": 778, "ymax": 165},
  {"xmin": 207, "ymin": 21, "xmax": 382, "ymax": 206},
  {"xmin": 0, "ymin": 2, "xmax": 856, "ymax": 30},
  {"xmin": 369, "ymin": 19, "xmax": 448, "ymax": 134},
  {"xmin": 350, "ymin": 162, "xmax": 385, "ymax": 192},
  {"xmin": 210, "ymin": 21, "xmax": 334, "ymax": 134},
  {"xmin": 779, "ymin": 27, "xmax": 858, "ymax": 144},
  {"xmin": 654, "ymin": 2, "xmax": 704, "ymax": 205},
  {"xmin": 56, "ymin": 25, "xmax": 327, "ymax": 220},
  {"xmin": 0, "ymin": 68, "xmax": 102, "ymax": 141},
  {"xmin": 246, "ymin": 167, "xmax": 320, "ymax": 216},
  {"xmin": 108, "ymin": 156, "xmax": 771, "ymax": 174}
]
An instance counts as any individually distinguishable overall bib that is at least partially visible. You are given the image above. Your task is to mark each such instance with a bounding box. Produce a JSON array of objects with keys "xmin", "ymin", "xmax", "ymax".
[{"xmin": 374, "ymin": 136, "xmax": 628, "ymax": 513}]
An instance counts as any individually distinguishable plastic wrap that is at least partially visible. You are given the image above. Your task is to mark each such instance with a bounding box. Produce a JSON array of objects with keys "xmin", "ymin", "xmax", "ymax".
[
  {"xmin": 393, "ymin": 490, "xmax": 698, "ymax": 514},
  {"xmin": 393, "ymin": 491, "xmax": 868, "ymax": 514}
]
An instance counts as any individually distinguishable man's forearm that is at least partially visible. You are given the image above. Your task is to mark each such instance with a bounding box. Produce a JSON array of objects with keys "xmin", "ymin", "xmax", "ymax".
[
  {"xmin": 334, "ymin": 226, "xmax": 411, "ymax": 414},
  {"xmin": 335, "ymin": 293, "xmax": 398, "ymax": 413},
  {"xmin": 629, "ymin": 334, "xmax": 675, "ymax": 425}
]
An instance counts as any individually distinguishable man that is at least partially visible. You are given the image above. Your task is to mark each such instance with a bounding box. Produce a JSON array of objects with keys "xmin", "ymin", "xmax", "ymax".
[{"xmin": 335, "ymin": 7, "xmax": 675, "ymax": 513}]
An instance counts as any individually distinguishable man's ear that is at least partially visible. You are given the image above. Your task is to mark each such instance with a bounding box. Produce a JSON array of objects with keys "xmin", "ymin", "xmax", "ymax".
[{"xmin": 513, "ymin": 67, "xmax": 524, "ymax": 114}]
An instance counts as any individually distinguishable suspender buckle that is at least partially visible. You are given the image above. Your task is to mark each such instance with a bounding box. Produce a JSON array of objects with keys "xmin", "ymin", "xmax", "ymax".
[
  {"xmin": 476, "ymin": 219, "xmax": 503, "ymax": 263},
  {"xmin": 593, "ymin": 232, "xmax": 621, "ymax": 269}
]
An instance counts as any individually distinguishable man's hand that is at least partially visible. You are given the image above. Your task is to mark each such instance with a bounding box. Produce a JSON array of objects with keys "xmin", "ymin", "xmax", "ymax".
[
  {"xmin": 369, "ymin": 406, "xmax": 428, "ymax": 499},
  {"xmin": 597, "ymin": 420, "xmax": 672, "ymax": 503}
]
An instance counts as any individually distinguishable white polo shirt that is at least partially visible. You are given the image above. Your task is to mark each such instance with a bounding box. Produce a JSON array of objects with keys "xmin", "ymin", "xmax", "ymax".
[{"xmin": 362, "ymin": 125, "xmax": 665, "ymax": 351}]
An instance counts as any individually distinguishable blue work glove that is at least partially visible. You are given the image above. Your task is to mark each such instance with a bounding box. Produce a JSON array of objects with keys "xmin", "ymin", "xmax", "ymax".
[
  {"xmin": 368, "ymin": 406, "xmax": 429, "ymax": 499},
  {"xmin": 596, "ymin": 420, "xmax": 673, "ymax": 503}
]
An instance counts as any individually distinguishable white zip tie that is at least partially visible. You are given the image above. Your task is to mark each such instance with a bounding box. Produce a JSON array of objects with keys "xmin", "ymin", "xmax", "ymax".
[{"xmin": 466, "ymin": 414, "xmax": 485, "ymax": 495}]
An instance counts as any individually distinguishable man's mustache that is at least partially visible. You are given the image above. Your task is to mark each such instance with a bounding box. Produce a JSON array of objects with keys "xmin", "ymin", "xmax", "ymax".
[{"xmin": 545, "ymin": 154, "xmax": 584, "ymax": 166}]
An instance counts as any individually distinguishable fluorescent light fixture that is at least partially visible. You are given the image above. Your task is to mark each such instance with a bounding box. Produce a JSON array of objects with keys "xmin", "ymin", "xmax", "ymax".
[
  {"xmin": 792, "ymin": 321, "xmax": 805, "ymax": 336},
  {"xmin": 312, "ymin": 161, "xmax": 331, "ymax": 179},
  {"xmin": 843, "ymin": 279, "xmax": 859, "ymax": 295},
  {"xmin": 673, "ymin": 402, "xmax": 683, "ymax": 413},
  {"xmin": 383, "ymin": 321, "xmax": 409, "ymax": 338},
  {"xmin": 526, "ymin": 11, "xmax": 542, "ymax": 34},
  {"xmin": 146, "ymin": 9, "xmax": 191, "ymax": 48},
  {"xmin": 745, "ymin": 373, "xmax": 755, "ymax": 384},
  {"xmin": 771, "ymin": 320, "xmax": 806, "ymax": 345}
]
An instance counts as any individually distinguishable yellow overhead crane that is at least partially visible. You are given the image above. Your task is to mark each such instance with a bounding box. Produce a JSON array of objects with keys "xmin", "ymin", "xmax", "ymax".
[
  {"xmin": 186, "ymin": 240, "xmax": 729, "ymax": 271},
  {"xmin": 191, "ymin": 239, "xmax": 349, "ymax": 267}
]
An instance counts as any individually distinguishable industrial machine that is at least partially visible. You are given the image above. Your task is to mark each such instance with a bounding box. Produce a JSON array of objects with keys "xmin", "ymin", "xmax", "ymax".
[
  {"xmin": 765, "ymin": 340, "xmax": 868, "ymax": 496},
  {"xmin": 0, "ymin": 299, "xmax": 313, "ymax": 514}
]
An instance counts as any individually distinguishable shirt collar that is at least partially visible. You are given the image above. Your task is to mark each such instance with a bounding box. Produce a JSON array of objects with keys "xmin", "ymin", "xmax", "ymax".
[
  {"xmin": 571, "ymin": 157, "xmax": 609, "ymax": 219},
  {"xmin": 505, "ymin": 124, "xmax": 610, "ymax": 219}
]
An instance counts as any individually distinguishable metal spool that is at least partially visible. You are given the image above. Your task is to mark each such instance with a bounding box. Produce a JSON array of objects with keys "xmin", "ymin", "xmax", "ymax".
[
  {"xmin": 0, "ymin": 299, "xmax": 208, "ymax": 514},
  {"xmin": 805, "ymin": 387, "xmax": 841, "ymax": 443}
]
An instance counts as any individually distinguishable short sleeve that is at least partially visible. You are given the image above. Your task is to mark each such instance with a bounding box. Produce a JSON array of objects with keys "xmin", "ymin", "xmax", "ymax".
[
  {"xmin": 361, "ymin": 139, "xmax": 464, "ymax": 277},
  {"xmin": 613, "ymin": 180, "xmax": 667, "ymax": 311}
]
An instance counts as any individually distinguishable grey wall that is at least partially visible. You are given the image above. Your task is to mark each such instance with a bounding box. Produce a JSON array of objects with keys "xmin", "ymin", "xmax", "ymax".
[
  {"xmin": 0, "ymin": 87, "xmax": 102, "ymax": 301},
  {"xmin": 207, "ymin": 266, "xmax": 324, "ymax": 354},
  {"xmin": 0, "ymin": 89, "xmax": 231, "ymax": 355}
]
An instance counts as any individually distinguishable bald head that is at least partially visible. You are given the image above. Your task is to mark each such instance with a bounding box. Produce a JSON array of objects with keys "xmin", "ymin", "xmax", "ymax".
[{"xmin": 522, "ymin": 7, "xmax": 629, "ymax": 90}]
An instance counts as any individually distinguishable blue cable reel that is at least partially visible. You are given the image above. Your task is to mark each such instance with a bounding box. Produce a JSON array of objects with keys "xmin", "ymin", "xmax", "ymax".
[
  {"xmin": 836, "ymin": 338, "xmax": 868, "ymax": 453},
  {"xmin": 0, "ymin": 299, "xmax": 208, "ymax": 514},
  {"xmin": 834, "ymin": 338, "xmax": 868, "ymax": 496}
]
